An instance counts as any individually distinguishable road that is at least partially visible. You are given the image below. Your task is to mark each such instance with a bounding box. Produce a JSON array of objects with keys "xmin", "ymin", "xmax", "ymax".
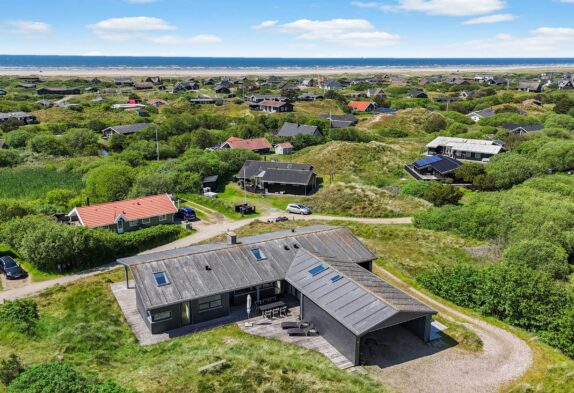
[{"xmin": 0, "ymin": 213, "xmax": 411, "ymax": 302}]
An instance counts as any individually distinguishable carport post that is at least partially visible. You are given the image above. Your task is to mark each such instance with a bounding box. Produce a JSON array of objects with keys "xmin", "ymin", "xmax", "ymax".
[{"xmin": 124, "ymin": 265, "xmax": 130, "ymax": 289}]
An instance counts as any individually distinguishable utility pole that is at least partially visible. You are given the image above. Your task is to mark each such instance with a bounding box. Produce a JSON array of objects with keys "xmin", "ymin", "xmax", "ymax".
[{"xmin": 155, "ymin": 126, "xmax": 160, "ymax": 161}]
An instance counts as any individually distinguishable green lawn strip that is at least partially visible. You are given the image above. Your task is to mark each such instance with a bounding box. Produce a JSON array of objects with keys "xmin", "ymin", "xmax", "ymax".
[{"xmin": 0, "ymin": 243, "xmax": 63, "ymax": 283}]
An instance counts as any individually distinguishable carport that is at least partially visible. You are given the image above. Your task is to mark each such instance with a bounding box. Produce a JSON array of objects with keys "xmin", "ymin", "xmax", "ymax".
[{"xmin": 286, "ymin": 249, "xmax": 436, "ymax": 366}]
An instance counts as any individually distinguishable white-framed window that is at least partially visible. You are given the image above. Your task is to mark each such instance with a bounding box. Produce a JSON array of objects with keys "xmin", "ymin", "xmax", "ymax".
[
  {"xmin": 142, "ymin": 217, "xmax": 151, "ymax": 224},
  {"xmin": 158, "ymin": 214, "xmax": 167, "ymax": 221},
  {"xmin": 129, "ymin": 220, "xmax": 138, "ymax": 227},
  {"xmin": 150, "ymin": 310, "xmax": 172, "ymax": 322},
  {"xmin": 198, "ymin": 294, "xmax": 223, "ymax": 312}
]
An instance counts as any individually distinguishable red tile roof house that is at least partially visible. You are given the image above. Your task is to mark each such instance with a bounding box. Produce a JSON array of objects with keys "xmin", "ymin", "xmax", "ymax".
[
  {"xmin": 348, "ymin": 101, "xmax": 377, "ymax": 112},
  {"xmin": 220, "ymin": 137, "xmax": 272, "ymax": 154},
  {"xmin": 257, "ymin": 100, "xmax": 294, "ymax": 113},
  {"xmin": 68, "ymin": 194, "xmax": 178, "ymax": 234}
]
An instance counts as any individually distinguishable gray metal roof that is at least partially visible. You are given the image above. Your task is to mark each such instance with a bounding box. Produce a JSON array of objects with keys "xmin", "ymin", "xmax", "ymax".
[
  {"xmin": 277, "ymin": 122, "xmax": 321, "ymax": 137},
  {"xmin": 119, "ymin": 225, "xmax": 377, "ymax": 310},
  {"xmin": 285, "ymin": 249, "xmax": 435, "ymax": 336},
  {"xmin": 103, "ymin": 123, "xmax": 151, "ymax": 135},
  {"xmin": 236, "ymin": 160, "xmax": 314, "ymax": 179},
  {"xmin": 0, "ymin": 112, "xmax": 35, "ymax": 120},
  {"xmin": 260, "ymin": 168, "xmax": 314, "ymax": 185}
]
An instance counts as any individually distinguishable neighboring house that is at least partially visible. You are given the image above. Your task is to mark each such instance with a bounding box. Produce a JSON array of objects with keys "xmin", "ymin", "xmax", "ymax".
[
  {"xmin": 114, "ymin": 78, "xmax": 134, "ymax": 86},
  {"xmin": 275, "ymin": 142, "xmax": 294, "ymax": 155},
  {"xmin": 425, "ymin": 136, "xmax": 504, "ymax": 162},
  {"xmin": 300, "ymin": 78, "xmax": 315, "ymax": 88},
  {"xmin": 467, "ymin": 108, "xmax": 496, "ymax": 122},
  {"xmin": 348, "ymin": 101, "xmax": 376, "ymax": 112},
  {"xmin": 16, "ymin": 83, "xmax": 36, "ymax": 89},
  {"xmin": 517, "ymin": 81, "xmax": 542, "ymax": 93},
  {"xmin": 189, "ymin": 97, "xmax": 222, "ymax": 105},
  {"xmin": 486, "ymin": 77, "xmax": 509, "ymax": 86},
  {"xmin": 408, "ymin": 90, "xmax": 428, "ymax": 99},
  {"xmin": 277, "ymin": 122, "xmax": 322, "ymax": 138},
  {"xmin": 220, "ymin": 137, "xmax": 272, "ymax": 154},
  {"xmin": 367, "ymin": 88, "xmax": 386, "ymax": 98},
  {"xmin": 68, "ymin": 194, "xmax": 178, "ymax": 234},
  {"xmin": 377, "ymin": 108, "xmax": 398, "ymax": 115},
  {"xmin": 111, "ymin": 103, "xmax": 145, "ymax": 110},
  {"xmin": 236, "ymin": 160, "xmax": 316, "ymax": 195},
  {"xmin": 37, "ymin": 87, "xmax": 81, "ymax": 95},
  {"xmin": 320, "ymin": 113, "xmax": 358, "ymax": 128},
  {"xmin": 297, "ymin": 93, "xmax": 323, "ymax": 101},
  {"xmin": 558, "ymin": 80, "xmax": 574, "ymax": 89},
  {"xmin": 459, "ymin": 90, "xmax": 478, "ymax": 99},
  {"xmin": 148, "ymin": 99, "xmax": 168, "ymax": 107},
  {"xmin": 214, "ymin": 85, "xmax": 232, "ymax": 94},
  {"xmin": 144, "ymin": 77, "xmax": 163, "ymax": 85},
  {"xmin": 36, "ymin": 99, "xmax": 53, "ymax": 107},
  {"xmin": 18, "ymin": 76, "xmax": 42, "ymax": 83},
  {"xmin": 92, "ymin": 96, "xmax": 105, "ymax": 103},
  {"xmin": 172, "ymin": 81, "xmax": 199, "ymax": 93},
  {"xmin": 0, "ymin": 112, "xmax": 37, "ymax": 124},
  {"xmin": 0, "ymin": 89, "xmax": 7, "ymax": 96},
  {"xmin": 101, "ymin": 123, "xmax": 150, "ymax": 139},
  {"xmin": 419, "ymin": 76, "xmax": 442, "ymax": 86},
  {"xmin": 134, "ymin": 82, "xmax": 154, "ymax": 90},
  {"xmin": 405, "ymin": 155, "xmax": 463, "ymax": 180},
  {"xmin": 347, "ymin": 92, "xmax": 367, "ymax": 99},
  {"xmin": 245, "ymin": 94, "xmax": 287, "ymax": 103},
  {"xmin": 387, "ymin": 75, "xmax": 407, "ymax": 85},
  {"xmin": 501, "ymin": 123, "xmax": 544, "ymax": 135},
  {"xmin": 202, "ymin": 175, "xmax": 219, "ymax": 192},
  {"xmin": 434, "ymin": 96, "xmax": 459, "ymax": 103},
  {"xmin": 0, "ymin": 139, "xmax": 8, "ymax": 149},
  {"xmin": 257, "ymin": 100, "xmax": 294, "ymax": 113},
  {"xmin": 117, "ymin": 225, "xmax": 436, "ymax": 367},
  {"xmin": 323, "ymin": 79, "xmax": 343, "ymax": 91}
]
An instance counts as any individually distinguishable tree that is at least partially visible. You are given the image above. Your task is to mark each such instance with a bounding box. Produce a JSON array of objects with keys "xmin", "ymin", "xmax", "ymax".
[
  {"xmin": 0, "ymin": 118, "xmax": 24, "ymax": 133},
  {"xmin": 29, "ymin": 135, "xmax": 69, "ymax": 156},
  {"xmin": 554, "ymin": 95, "xmax": 574, "ymax": 114},
  {"xmin": 503, "ymin": 239, "xmax": 570, "ymax": 279},
  {"xmin": 455, "ymin": 163, "xmax": 486, "ymax": 183},
  {"xmin": 0, "ymin": 354, "xmax": 25, "ymax": 386},
  {"xmin": 423, "ymin": 113, "xmax": 448, "ymax": 133},
  {"xmin": 486, "ymin": 153, "xmax": 541, "ymax": 189},
  {"xmin": 64, "ymin": 128, "xmax": 99, "ymax": 155},
  {"xmin": 85, "ymin": 164, "xmax": 134, "ymax": 202},
  {"xmin": 423, "ymin": 183, "xmax": 463, "ymax": 206},
  {"xmin": 4, "ymin": 130, "xmax": 29, "ymax": 148},
  {"xmin": 400, "ymin": 181, "xmax": 434, "ymax": 199},
  {"xmin": 0, "ymin": 150, "xmax": 20, "ymax": 167}
]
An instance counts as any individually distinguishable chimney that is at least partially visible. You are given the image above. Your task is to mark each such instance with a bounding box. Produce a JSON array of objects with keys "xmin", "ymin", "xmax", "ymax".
[{"xmin": 227, "ymin": 231, "xmax": 237, "ymax": 245}]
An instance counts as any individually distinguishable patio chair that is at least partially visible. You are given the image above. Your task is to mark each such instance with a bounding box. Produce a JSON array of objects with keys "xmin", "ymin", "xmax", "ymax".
[
  {"xmin": 279, "ymin": 306, "xmax": 287, "ymax": 317},
  {"xmin": 272, "ymin": 308, "xmax": 279, "ymax": 319}
]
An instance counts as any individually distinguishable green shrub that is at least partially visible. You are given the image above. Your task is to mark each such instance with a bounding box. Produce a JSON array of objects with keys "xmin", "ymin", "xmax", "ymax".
[
  {"xmin": 423, "ymin": 183, "xmax": 463, "ymax": 206},
  {"xmin": 400, "ymin": 181, "xmax": 434, "ymax": 199},
  {"xmin": 29, "ymin": 134, "xmax": 70, "ymax": 156},
  {"xmin": 503, "ymin": 239, "xmax": 570, "ymax": 279},
  {"xmin": 85, "ymin": 163, "xmax": 134, "ymax": 203},
  {"xmin": 7, "ymin": 363, "xmax": 133, "ymax": 393},
  {"xmin": 0, "ymin": 299, "xmax": 39, "ymax": 334},
  {"xmin": 0, "ymin": 354, "xmax": 25, "ymax": 386}
]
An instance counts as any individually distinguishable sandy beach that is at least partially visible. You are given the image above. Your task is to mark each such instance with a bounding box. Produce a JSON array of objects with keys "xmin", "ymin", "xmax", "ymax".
[{"xmin": 1, "ymin": 64, "xmax": 573, "ymax": 78}]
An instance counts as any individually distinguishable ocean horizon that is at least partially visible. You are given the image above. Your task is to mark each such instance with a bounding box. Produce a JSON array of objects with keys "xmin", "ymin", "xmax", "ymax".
[{"xmin": 1, "ymin": 55, "xmax": 574, "ymax": 70}]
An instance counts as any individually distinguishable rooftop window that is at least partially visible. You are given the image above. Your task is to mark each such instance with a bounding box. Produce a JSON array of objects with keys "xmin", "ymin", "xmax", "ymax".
[
  {"xmin": 330, "ymin": 274, "xmax": 343, "ymax": 283},
  {"xmin": 153, "ymin": 271, "xmax": 170, "ymax": 286},
  {"xmin": 308, "ymin": 264, "xmax": 327, "ymax": 277},
  {"xmin": 251, "ymin": 247, "xmax": 267, "ymax": 261}
]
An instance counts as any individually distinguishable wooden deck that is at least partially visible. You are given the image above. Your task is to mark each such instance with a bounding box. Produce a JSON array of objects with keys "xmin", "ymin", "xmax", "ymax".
[{"xmin": 238, "ymin": 307, "xmax": 354, "ymax": 369}]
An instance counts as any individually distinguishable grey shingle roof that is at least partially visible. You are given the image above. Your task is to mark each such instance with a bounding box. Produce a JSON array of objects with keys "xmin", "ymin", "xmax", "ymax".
[
  {"xmin": 236, "ymin": 160, "xmax": 313, "ymax": 179},
  {"xmin": 260, "ymin": 168, "xmax": 314, "ymax": 185},
  {"xmin": 277, "ymin": 122, "xmax": 321, "ymax": 137},
  {"xmin": 285, "ymin": 249, "xmax": 435, "ymax": 336},
  {"xmin": 103, "ymin": 123, "xmax": 151, "ymax": 135},
  {"xmin": 119, "ymin": 225, "xmax": 377, "ymax": 310}
]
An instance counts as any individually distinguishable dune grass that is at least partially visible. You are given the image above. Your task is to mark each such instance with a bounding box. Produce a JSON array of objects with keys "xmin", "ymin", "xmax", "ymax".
[{"xmin": 0, "ymin": 167, "xmax": 83, "ymax": 200}]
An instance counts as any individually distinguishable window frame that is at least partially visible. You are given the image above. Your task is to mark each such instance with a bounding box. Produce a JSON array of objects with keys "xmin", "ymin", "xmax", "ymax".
[
  {"xmin": 158, "ymin": 214, "xmax": 167, "ymax": 222},
  {"xmin": 250, "ymin": 247, "xmax": 267, "ymax": 261},
  {"xmin": 142, "ymin": 217, "xmax": 151, "ymax": 224},
  {"xmin": 153, "ymin": 271, "xmax": 170, "ymax": 287},
  {"xmin": 198, "ymin": 294, "xmax": 223, "ymax": 312},
  {"xmin": 149, "ymin": 310, "xmax": 172, "ymax": 322}
]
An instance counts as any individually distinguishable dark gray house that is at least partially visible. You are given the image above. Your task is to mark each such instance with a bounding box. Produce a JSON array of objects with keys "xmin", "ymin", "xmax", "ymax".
[
  {"xmin": 236, "ymin": 160, "xmax": 317, "ymax": 195},
  {"xmin": 0, "ymin": 112, "xmax": 38, "ymax": 125},
  {"xmin": 37, "ymin": 87, "xmax": 81, "ymax": 95},
  {"xmin": 277, "ymin": 122, "xmax": 323, "ymax": 138},
  {"xmin": 101, "ymin": 123, "xmax": 150, "ymax": 139},
  {"xmin": 117, "ymin": 225, "xmax": 436, "ymax": 366},
  {"xmin": 320, "ymin": 113, "xmax": 358, "ymax": 128}
]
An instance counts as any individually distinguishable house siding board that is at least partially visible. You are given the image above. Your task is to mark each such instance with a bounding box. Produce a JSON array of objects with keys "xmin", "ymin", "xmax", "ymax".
[{"xmin": 302, "ymin": 296, "xmax": 359, "ymax": 365}]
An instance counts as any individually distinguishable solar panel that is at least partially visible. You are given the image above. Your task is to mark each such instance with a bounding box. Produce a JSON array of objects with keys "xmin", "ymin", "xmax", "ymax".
[
  {"xmin": 330, "ymin": 274, "xmax": 343, "ymax": 283},
  {"xmin": 414, "ymin": 155, "xmax": 442, "ymax": 167},
  {"xmin": 308, "ymin": 264, "xmax": 327, "ymax": 276}
]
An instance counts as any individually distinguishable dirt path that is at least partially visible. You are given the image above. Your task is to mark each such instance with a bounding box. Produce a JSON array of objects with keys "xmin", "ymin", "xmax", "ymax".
[
  {"xmin": 370, "ymin": 265, "xmax": 532, "ymax": 393},
  {"xmin": 0, "ymin": 214, "xmax": 410, "ymax": 302}
]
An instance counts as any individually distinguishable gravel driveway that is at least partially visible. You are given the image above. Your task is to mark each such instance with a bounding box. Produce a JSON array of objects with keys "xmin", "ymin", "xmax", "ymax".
[{"xmin": 369, "ymin": 266, "xmax": 532, "ymax": 393}]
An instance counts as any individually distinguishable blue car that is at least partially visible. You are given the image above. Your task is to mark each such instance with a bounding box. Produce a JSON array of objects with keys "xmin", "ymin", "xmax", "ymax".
[
  {"xmin": 0, "ymin": 256, "xmax": 28, "ymax": 280},
  {"xmin": 180, "ymin": 207, "xmax": 197, "ymax": 221}
]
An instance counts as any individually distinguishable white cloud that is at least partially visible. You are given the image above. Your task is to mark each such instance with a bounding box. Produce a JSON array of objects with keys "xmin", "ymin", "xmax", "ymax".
[
  {"xmin": 355, "ymin": 0, "xmax": 506, "ymax": 16},
  {"xmin": 5, "ymin": 20, "xmax": 51, "ymax": 34},
  {"xmin": 445, "ymin": 27, "xmax": 574, "ymax": 53},
  {"xmin": 252, "ymin": 20, "xmax": 278, "ymax": 30},
  {"xmin": 147, "ymin": 34, "xmax": 222, "ymax": 44},
  {"xmin": 462, "ymin": 13, "xmax": 515, "ymax": 25},
  {"xmin": 88, "ymin": 17, "xmax": 175, "ymax": 32},
  {"xmin": 278, "ymin": 18, "xmax": 399, "ymax": 47}
]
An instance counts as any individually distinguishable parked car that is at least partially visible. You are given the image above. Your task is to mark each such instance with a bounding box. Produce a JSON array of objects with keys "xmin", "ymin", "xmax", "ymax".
[
  {"xmin": 286, "ymin": 204, "xmax": 312, "ymax": 215},
  {"xmin": 0, "ymin": 256, "xmax": 28, "ymax": 280},
  {"xmin": 179, "ymin": 207, "xmax": 197, "ymax": 221}
]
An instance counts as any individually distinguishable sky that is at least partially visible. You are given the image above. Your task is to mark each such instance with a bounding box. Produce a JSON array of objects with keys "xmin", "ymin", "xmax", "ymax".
[{"xmin": 0, "ymin": 0, "xmax": 573, "ymax": 58}]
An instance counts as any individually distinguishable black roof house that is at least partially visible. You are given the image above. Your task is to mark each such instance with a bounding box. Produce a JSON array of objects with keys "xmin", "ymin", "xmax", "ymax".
[
  {"xmin": 501, "ymin": 123, "xmax": 544, "ymax": 135},
  {"xmin": 101, "ymin": 123, "xmax": 150, "ymax": 139},
  {"xmin": 117, "ymin": 225, "xmax": 436, "ymax": 365},
  {"xmin": 405, "ymin": 155, "xmax": 463, "ymax": 180},
  {"xmin": 277, "ymin": 122, "xmax": 323, "ymax": 138},
  {"xmin": 236, "ymin": 160, "xmax": 316, "ymax": 195}
]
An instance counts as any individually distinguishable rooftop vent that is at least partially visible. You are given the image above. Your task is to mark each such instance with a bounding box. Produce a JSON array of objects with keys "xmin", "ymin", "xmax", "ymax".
[
  {"xmin": 293, "ymin": 244, "xmax": 299, "ymax": 249},
  {"xmin": 205, "ymin": 265, "xmax": 212, "ymax": 271},
  {"xmin": 227, "ymin": 231, "xmax": 237, "ymax": 245},
  {"xmin": 284, "ymin": 245, "xmax": 290, "ymax": 251}
]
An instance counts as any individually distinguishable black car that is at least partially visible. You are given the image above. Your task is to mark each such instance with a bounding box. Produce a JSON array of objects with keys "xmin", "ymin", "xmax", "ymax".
[{"xmin": 0, "ymin": 256, "xmax": 28, "ymax": 280}]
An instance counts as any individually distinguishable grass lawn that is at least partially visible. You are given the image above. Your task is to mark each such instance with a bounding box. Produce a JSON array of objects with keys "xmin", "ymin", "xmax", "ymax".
[
  {"xmin": 0, "ymin": 243, "xmax": 62, "ymax": 283},
  {"xmin": 0, "ymin": 269, "xmax": 385, "ymax": 393}
]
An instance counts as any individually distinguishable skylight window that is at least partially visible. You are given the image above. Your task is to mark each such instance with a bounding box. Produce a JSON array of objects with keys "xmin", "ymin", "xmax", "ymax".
[
  {"xmin": 251, "ymin": 247, "xmax": 267, "ymax": 261},
  {"xmin": 330, "ymin": 274, "xmax": 343, "ymax": 283},
  {"xmin": 308, "ymin": 264, "xmax": 327, "ymax": 277},
  {"xmin": 153, "ymin": 271, "xmax": 169, "ymax": 286}
]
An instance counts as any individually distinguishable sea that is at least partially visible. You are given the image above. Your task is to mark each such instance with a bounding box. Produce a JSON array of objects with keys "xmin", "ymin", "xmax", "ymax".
[{"xmin": 1, "ymin": 55, "xmax": 574, "ymax": 71}]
